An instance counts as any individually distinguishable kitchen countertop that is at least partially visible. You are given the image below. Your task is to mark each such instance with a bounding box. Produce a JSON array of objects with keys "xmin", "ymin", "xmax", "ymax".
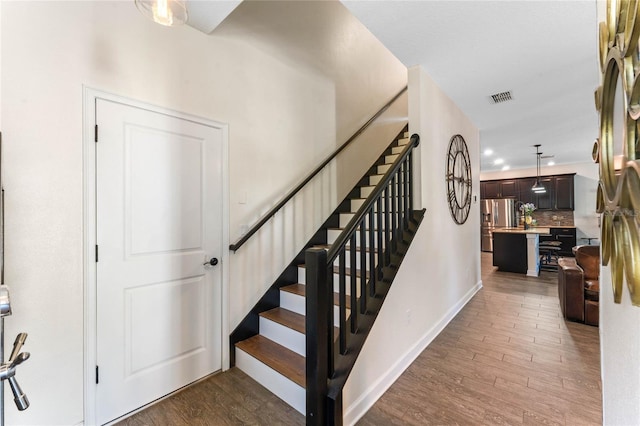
[{"xmin": 492, "ymin": 227, "xmax": 551, "ymax": 235}]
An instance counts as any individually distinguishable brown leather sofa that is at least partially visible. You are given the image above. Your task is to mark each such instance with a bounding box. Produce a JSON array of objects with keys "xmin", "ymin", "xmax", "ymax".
[{"xmin": 557, "ymin": 245, "xmax": 600, "ymax": 326}]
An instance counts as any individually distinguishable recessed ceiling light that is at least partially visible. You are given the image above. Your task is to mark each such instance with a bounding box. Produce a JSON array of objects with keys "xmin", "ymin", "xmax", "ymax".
[
  {"xmin": 494, "ymin": 158, "xmax": 504, "ymax": 165},
  {"xmin": 484, "ymin": 149, "xmax": 493, "ymax": 156},
  {"xmin": 501, "ymin": 165, "xmax": 510, "ymax": 171},
  {"xmin": 547, "ymin": 161, "xmax": 555, "ymax": 166}
]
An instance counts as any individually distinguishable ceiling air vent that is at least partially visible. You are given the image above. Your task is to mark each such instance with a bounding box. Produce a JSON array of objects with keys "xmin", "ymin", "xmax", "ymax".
[{"xmin": 488, "ymin": 91, "xmax": 513, "ymax": 104}]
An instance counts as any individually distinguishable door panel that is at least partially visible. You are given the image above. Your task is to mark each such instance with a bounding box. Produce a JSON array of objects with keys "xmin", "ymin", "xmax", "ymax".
[{"xmin": 95, "ymin": 99, "xmax": 223, "ymax": 424}]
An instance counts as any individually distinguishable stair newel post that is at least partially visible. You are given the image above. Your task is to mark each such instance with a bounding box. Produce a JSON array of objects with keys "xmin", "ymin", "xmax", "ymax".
[
  {"xmin": 305, "ymin": 248, "xmax": 331, "ymax": 425},
  {"xmin": 409, "ymin": 134, "xmax": 420, "ymax": 223}
]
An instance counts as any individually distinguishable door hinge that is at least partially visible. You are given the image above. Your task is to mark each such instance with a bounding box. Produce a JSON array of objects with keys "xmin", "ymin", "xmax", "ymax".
[
  {"xmin": 94, "ymin": 124, "xmax": 98, "ymax": 143},
  {"xmin": 96, "ymin": 365, "xmax": 99, "ymax": 384},
  {"xmin": 95, "ymin": 245, "xmax": 99, "ymax": 262}
]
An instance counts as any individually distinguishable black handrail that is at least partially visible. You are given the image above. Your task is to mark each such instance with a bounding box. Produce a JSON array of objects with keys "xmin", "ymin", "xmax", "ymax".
[{"xmin": 229, "ymin": 86, "xmax": 408, "ymax": 252}]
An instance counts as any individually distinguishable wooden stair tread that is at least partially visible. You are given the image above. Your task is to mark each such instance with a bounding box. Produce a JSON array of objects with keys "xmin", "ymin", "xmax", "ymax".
[
  {"xmin": 281, "ymin": 284, "xmax": 353, "ymax": 309},
  {"xmin": 236, "ymin": 335, "xmax": 305, "ymax": 388},
  {"xmin": 260, "ymin": 307, "xmax": 305, "ymax": 334}
]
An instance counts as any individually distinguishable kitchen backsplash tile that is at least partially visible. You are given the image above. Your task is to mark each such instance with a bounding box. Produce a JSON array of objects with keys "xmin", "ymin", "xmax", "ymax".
[{"xmin": 531, "ymin": 210, "xmax": 575, "ymax": 226}]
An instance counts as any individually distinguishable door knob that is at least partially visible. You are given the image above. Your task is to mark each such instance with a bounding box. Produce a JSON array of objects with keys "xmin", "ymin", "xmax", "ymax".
[{"xmin": 203, "ymin": 258, "xmax": 218, "ymax": 266}]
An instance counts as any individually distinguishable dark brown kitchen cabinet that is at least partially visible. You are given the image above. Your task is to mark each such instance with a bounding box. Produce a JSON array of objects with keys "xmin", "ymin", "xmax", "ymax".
[
  {"xmin": 536, "ymin": 177, "xmax": 555, "ymax": 210},
  {"xmin": 481, "ymin": 174, "xmax": 574, "ymax": 210},
  {"xmin": 500, "ymin": 180, "xmax": 518, "ymax": 198},
  {"xmin": 481, "ymin": 180, "xmax": 517, "ymax": 199},
  {"xmin": 554, "ymin": 175, "xmax": 574, "ymax": 210},
  {"xmin": 483, "ymin": 181, "xmax": 501, "ymax": 198},
  {"xmin": 517, "ymin": 178, "xmax": 538, "ymax": 205}
]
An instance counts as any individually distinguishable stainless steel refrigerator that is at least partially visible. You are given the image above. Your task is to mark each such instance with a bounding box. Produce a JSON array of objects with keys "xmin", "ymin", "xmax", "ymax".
[{"xmin": 481, "ymin": 199, "xmax": 516, "ymax": 252}]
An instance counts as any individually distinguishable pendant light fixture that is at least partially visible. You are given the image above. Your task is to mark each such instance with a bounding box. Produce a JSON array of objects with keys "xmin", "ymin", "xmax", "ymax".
[
  {"xmin": 531, "ymin": 144, "xmax": 547, "ymax": 194},
  {"xmin": 135, "ymin": 0, "xmax": 188, "ymax": 26}
]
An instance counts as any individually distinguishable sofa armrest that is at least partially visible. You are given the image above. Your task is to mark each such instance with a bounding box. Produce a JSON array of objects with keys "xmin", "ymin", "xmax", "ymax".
[{"xmin": 558, "ymin": 259, "xmax": 585, "ymax": 323}]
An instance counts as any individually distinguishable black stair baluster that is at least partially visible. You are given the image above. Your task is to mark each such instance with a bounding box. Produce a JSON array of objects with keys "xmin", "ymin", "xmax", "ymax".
[
  {"xmin": 384, "ymin": 186, "xmax": 390, "ymax": 266},
  {"xmin": 399, "ymin": 161, "xmax": 405, "ymax": 232},
  {"xmin": 339, "ymin": 250, "xmax": 346, "ymax": 355},
  {"xmin": 391, "ymin": 174, "xmax": 397, "ymax": 253},
  {"xmin": 366, "ymin": 207, "xmax": 374, "ymax": 311},
  {"xmin": 351, "ymin": 230, "xmax": 359, "ymax": 333},
  {"xmin": 375, "ymin": 197, "xmax": 383, "ymax": 294},
  {"xmin": 403, "ymin": 157, "xmax": 409, "ymax": 229},
  {"xmin": 408, "ymin": 151, "xmax": 414, "ymax": 221}
]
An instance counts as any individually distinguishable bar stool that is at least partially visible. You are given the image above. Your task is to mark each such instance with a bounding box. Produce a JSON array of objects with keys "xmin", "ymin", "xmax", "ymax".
[{"xmin": 539, "ymin": 241, "xmax": 562, "ymax": 271}]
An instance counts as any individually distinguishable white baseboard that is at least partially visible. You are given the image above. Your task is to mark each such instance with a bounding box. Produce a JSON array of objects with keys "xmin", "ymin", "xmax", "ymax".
[{"xmin": 343, "ymin": 280, "xmax": 483, "ymax": 426}]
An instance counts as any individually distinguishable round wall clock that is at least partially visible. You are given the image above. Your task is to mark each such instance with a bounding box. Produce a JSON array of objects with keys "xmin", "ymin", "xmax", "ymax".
[{"xmin": 445, "ymin": 134, "xmax": 472, "ymax": 224}]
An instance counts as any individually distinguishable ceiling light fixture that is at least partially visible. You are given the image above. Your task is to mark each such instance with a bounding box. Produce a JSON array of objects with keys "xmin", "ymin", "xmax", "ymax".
[
  {"xmin": 135, "ymin": 0, "xmax": 188, "ymax": 26},
  {"xmin": 484, "ymin": 149, "xmax": 494, "ymax": 156},
  {"xmin": 531, "ymin": 144, "xmax": 547, "ymax": 194},
  {"xmin": 494, "ymin": 158, "xmax": 504, "ymax": 165},
  {"xmin": 547, "ymin": 160, "xmax": 555, "ymax": 166},
  {"xmin": 501, "ymin": 165, "xmax": 510, "ymax": 171}
]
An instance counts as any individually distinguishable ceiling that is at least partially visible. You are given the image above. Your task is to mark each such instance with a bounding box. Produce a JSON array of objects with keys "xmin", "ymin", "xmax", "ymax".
[
  {"xmin": 186, "ymin": 0, "xmax": 600, "ymax": 173},
  {"xmin": 343, "ymin": 0, "xmax": 599, "ymax": 173}
]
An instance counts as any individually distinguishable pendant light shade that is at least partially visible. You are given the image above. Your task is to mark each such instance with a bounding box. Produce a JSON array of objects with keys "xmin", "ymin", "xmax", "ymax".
[
  {"xmin": 135, "ymin": 0, "xmax": 188, "ymax": 26},
  {"xmin": 531, "ymin": 144, "xmax": 547, "ymax": 194}
]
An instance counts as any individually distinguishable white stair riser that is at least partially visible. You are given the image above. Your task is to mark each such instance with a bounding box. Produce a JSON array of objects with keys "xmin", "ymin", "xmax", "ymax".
[
  {"xmin": 392, "ymin": 146, "xmax": 403, "ymax": 155},
  {"xmin": 385, "ymin": 154, "xmax": 399, "ymax": 164},
  {"xmin": 369, "ymin": 175, "xmax": 383, "ymax": 185},
  {"xmin": 377, "ymin": 164, "xmax": 391, "ymax": 174},
  {"xmin": 352, "ymin": 198, "xmax": 401, "ymax": 212},
  {"xmin": 298, "ymin": 267, "xmax": 367, "ymax": 288},
  {"xmin": 279, "ymin": 290, "xmax": 352, "ymax": 324},
  {"xmin": 235, "ymin": 349, "xmax": 305, "ymax": 415},
  {"xmin": 333, "ymin": 251, "xmax": 376, "ymax": 270},
  {"xmin": 259, "ymin": 317, "xmax": 305, "ymax": 357},
  {"xmin": 360, "ymin": 186, "xmax": 375, "ymax": 198},
  {"xmin": 327, "ymin": 229, "xmax": 386, "ymax": 250},
  {"xmin": 398, "ymin": 137, "xmax": 409, "ymax": 145},
  {"xmin": 340, "ymin": 213, "xmax": 380, "ymax": 228}
]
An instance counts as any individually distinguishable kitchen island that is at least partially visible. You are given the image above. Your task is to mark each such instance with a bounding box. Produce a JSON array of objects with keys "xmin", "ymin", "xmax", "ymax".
[{"xmin": 492, "ymin": 227, "xmax": 551, "ymax": 276}]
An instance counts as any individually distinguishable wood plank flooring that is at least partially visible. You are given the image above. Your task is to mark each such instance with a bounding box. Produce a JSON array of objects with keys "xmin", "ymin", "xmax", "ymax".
[
  {"xmin": 117, "ymin": 253, "xmax": 601, "ymax": 425},
  {"xmin": 358, "ymin": 253, "xmax": 602, "ymax": 425}
]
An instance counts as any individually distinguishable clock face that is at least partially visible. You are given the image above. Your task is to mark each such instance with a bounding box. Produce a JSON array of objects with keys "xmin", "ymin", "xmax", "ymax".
[{"xmin": 446, "ymin": 135, "xmax": 472, "ymax": 224}]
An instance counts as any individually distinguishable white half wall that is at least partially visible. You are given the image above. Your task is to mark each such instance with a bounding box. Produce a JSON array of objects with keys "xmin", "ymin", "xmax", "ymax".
[{"xmin": 343, "ymin": 65, "xmax": 481, "ymax": 424}]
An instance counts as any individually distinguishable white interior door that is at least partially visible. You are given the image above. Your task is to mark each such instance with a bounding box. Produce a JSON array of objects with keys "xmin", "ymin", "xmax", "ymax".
[{"xmin": 95, "ymin": 99, "xmax": 223, "ymax": 424}]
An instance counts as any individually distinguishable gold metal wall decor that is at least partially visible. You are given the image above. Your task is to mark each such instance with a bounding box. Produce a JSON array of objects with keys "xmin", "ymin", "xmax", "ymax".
[{"xmin": 595, "ymin": 0, "xmax": 640, "ymax": 306}]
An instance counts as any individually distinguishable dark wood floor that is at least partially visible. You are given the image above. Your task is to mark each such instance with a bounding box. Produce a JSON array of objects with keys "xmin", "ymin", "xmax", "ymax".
[{"xmin": 117, "ymin": 253, "xmax": 601, "ymax": 425}]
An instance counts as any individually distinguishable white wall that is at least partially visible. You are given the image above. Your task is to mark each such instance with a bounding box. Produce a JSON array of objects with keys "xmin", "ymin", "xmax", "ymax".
[
  {"xmin": 481, "ymin": 162, "xmax": 600, "ymax": 240},
  {"xmin": 343, "ymin": 65, "xmax": 481, "ymax": 424},
  {"xmin": 595, "ymin": 1, "xmax": 640, "ymax": 424},
  {"xmin": 1, "ymin": 1, "xmax": 406, "ymax": 424}
]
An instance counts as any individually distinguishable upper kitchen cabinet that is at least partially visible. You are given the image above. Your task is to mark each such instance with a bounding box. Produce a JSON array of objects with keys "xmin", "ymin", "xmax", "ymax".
[
  {"xmin": 480, "ymin": 174, "xmax": 575, "ymax": 210},
  {"xmin": 535, "ymin": 176, "xmax": 555, "ymax": 210},
  {"xmin": 517, "ymin": 178, "xmax": 538, "ymax": 205},
  {"xmin": 554, "ymin": 175, "xmax": 574, "ymax": 210},
  {"xmin": 480, "ymin": 180, "xmax": 518, "ymax": 199},
  {"xmin": 500, "ymin": 180, "xmax": 518, "ymax": 198}
]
